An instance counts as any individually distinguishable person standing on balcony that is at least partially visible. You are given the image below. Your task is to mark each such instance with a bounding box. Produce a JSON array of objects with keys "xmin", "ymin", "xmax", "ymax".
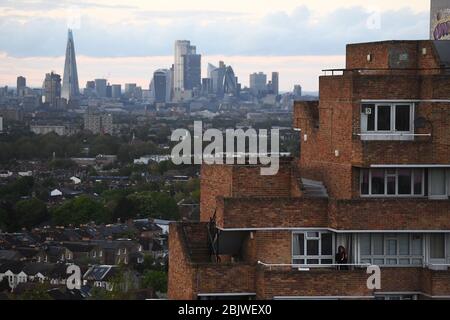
[{"xmin": 336, "ymin": 246, "xmax": 348, "ymax": 270}]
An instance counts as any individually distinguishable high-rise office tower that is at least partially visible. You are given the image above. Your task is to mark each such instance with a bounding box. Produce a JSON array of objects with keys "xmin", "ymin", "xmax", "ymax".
[
  {"xmin": 151, "ymin": 69, "xmax": 171, "ymax": 103},
  {"xmin": 111, "ymin": 84, "xmax": 122, "ymax": 99},
  {"xmin": 61, "ymin": 29, "xmax": 80, "ymax": 102},
  {"xmin": 183, "ymin": 54, "xmax": 201, "ymax": 90},
  {"xmin": 125, "ymin": 83, "xmax": 136, "ymax": 95},
  {"xmin": 43, "ymin": 72, "xmax": 61, "ymax": 108},
  {"xmin": 16, "ymin": 76, "xmax": 26, "ymax": 97},
  {"xmin": 174, "ymin": 40, "xmax": 201, "ymax": 92},
  {"xmin": 95, "ymin": 79, "xmax": 107, "ymax": 98},
  {"xmin": 293, "ymin": 85, "xmax": 302, "ymax": 98},
  {"xmin": 271, "ymin": 72, "xmax": 279, "ymax": 95},
  {"xmin": 250, "ymin": 72, "xmax": 267, "ymax": 95},
  {"xmin": 106, "ymin": 84, "xmax": 112, "ymax": 98}
]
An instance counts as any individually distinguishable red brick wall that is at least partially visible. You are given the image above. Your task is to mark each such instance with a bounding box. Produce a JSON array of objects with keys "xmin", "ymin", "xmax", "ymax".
[
  {"xmin": 200, "ymin": 165, "xmax": 233, "ymax": 222},
  {"xmin": 329, "ymin": 199, "xmax": 450, "ymax": 230},
  {"xmin": 168, "ymin": 223, "xmax": 196, "ymax": 299},
  {"xmin": 197, "ymin": 264, "xmax": 256, "ymax": 294},
  {"xmin": 200, "ymin": 162, "xmax": 302, "ymax": 222},
  {"xmin": 216, "ymin": 197, "xmax": 328, "ymax": 229}
]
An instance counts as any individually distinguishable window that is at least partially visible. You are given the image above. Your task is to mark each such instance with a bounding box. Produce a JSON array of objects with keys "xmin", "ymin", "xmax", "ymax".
[
  {"xmin": 430, "ymin": 234, "xmax": 445, "ymax": 260},
  {"xmin": 292, "ymin": 231, "xmax": 334, "ymax": 265},
  {"xmin": 359, "ymin": 233, "xmax": 423, "ymax": 266},
  {"xmin": 360, "ymin": 103, "xmax": 414, "ymax": 140},
  {"xmin": 360, "ymin": 168, "xmax": 424, "ymax": 197},
  {"xmin": 429, "ymin": 169, "xmax": 448, "ymax": 199}
]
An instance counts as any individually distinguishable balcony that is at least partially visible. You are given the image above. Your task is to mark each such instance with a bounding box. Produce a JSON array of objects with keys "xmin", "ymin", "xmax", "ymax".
[
  {"xmin": 329, "ymin": 198, "xmax": 450, "ymax": 230},
  {"xmin": 256, "ymin": 262, "xmax": 450, "ymax": 299}
]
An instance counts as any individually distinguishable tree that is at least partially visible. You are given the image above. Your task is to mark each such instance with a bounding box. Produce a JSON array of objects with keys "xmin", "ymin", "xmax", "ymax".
[
  {"xmin": 52, "ymin": 196, "xmax": 111, "ymax": 226},
  {"xmin": 14, "ymin": 198, "xmax": 50, "ymax": 229},
  {"xmin": 16, "ymin": 283, "xmax": 52, "ymax": 300},
  {"xmin": 141, "ymin": 270, "xmax": 167, "ymax": 293},
  {"xmin": 111, "ymin": 196, "xmax": 137, "ymax": 221},
  {"xmin": 127, "ymin": 192, "xmax": 179, "ymax": 220}
]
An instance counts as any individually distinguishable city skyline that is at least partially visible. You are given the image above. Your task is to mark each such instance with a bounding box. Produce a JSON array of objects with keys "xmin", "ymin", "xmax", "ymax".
[{"xmin": 0, "ymin": 1, "xmax": 431, "ymax": 91}]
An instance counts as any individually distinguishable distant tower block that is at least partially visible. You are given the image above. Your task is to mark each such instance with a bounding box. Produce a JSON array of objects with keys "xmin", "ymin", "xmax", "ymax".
[{"xmin": 61, "ymin": 29, "xmax": 80, "ymax": 102}]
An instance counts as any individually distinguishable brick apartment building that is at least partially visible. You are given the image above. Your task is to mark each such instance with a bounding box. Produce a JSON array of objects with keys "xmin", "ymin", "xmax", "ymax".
[{"xmin": 168, "ymin": 40, "xmax": 450, "ymax": 300}]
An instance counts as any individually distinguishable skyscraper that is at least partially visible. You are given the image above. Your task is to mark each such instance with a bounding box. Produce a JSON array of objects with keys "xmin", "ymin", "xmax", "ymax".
[
  {"xmin": 95, "ymin": 79, "xmax": 107, "ymax": 98},
  {"xmin": 174, "ymin": 40, "xmax": 201, "ymax": 92},
  {"xmin": 271, "ymin": 72, "xmax": 279, "ymax": 95},
  {"xmin": 151, "ymin": 69, "xmax": 171, "ymax": 103},
  {"xmin": 16, "ymin": 76, "xmax": 26, "ymax": 97},
  {"xmin": 250, "ymin": 72, "xmax": 267, "ymax": 95},
  {"xmin": 43, "ymin": 72, "xmax": 61, "ymax": 108},
  {"xmin": 61, "ymin": 29, "xmax": 80, "ymax": 102},
  {"xmin": 111, "ymin": 84, "xmax": 122, "ymax": 99}
]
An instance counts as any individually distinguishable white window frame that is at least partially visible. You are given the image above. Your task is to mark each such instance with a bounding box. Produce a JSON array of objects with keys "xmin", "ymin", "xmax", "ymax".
[
  {"xmin": 360, "ymin": 168, "xmax": 425, "ymax": 197},
  {"xmin": 359, "ymin": 233, "xmax": 424, "ymax": 266},
  {"xmin": 360, "ymin": 103, "xmax": 415, "ymax": 141},
  {"xmin": 292, "ymin": 231, "xmax": 335, "ymax": 265}
]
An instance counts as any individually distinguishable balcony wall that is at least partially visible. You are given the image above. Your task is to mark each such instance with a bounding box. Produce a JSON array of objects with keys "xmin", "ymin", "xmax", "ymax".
[
  {"xmin": 215, "ymin": 197, "xmax": 328, "ymax": 229},
  {"xmin": 256, "ymin": 266, "xmax": 450, "ymax": 299},
  {"xmin": 329, "ymin": 199, "xmax": 450, "ymax": 230}
]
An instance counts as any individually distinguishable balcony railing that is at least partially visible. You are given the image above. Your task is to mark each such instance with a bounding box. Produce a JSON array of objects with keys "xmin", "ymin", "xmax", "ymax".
[{"xmin": 257, "ymin": 261, "xmax": 371, "ymax": 271}]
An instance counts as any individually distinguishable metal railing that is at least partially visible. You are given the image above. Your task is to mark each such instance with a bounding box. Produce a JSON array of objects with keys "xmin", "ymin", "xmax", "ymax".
[{"xmin": 257, "ymin": 261, "xmax": 371, "ymax": 271}]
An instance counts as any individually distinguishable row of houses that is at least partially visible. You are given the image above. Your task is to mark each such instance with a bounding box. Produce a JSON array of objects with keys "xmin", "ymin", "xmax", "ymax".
[{"xmin": 0, "ymin": 261, "xmax": 139, "ymax": 294}]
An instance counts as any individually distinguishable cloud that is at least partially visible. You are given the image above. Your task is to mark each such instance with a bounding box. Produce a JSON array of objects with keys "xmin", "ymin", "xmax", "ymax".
[{"xmin": 0, "ymin": 5, "xmax": 428, "ymax": 58}]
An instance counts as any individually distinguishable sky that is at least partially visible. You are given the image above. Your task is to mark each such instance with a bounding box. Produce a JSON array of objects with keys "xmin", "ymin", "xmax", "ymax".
[{"xmin": 0, "ymin": 0, "xmax": 432, "ymax": 91}]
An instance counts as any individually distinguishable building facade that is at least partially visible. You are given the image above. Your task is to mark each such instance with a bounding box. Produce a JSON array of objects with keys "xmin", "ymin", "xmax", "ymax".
[
  {"xmin": 42, "ymin": 72, "xmax": 62, "ymax": 108},
  {"xmin": 249, "ymin": 72, "xmax": 267, "ymax": 96},
  {"xmin": 174, "ymin": 40, "xmax": 200, "ymax": 93},
  {"xmin": 16, "ymin": 76, "xmax": 26, "ymax": 97},
  {"xmin": 168, "ymin": 40, "xmax": 450, "ymax": 300}
]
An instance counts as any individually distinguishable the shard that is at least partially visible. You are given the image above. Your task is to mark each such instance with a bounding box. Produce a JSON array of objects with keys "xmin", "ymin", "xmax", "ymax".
[{"xmin": 61, "ymin": 29, "xmax": 80, "ymax": 101}]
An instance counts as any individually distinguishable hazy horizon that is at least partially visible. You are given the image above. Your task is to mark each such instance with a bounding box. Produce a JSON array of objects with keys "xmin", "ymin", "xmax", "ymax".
[{"xmin": 0, "ymin": 0, "xmax": 431, "ymax": 91}]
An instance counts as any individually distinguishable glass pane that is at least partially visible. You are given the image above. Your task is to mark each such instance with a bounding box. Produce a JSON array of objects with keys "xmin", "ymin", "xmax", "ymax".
[
  {"xmin": 321, "ymin": 259, "xmax": 333, "ymax": 264},
  {"xmin": 361, "ymin": 169, "xmax": 369, "ymax": 195},
  {"xmin": 371, "ymin": 169, "xmax": 385, "ymax": 195},
  {"xmin": 411, "ymin": 235, "xmax": 422, "ymax": 255},
  {"xmin": 307, "ymin": 239, "xmax": 319, "ymax": 255},
  {"xmin": 321, "ymin": 233, "xmax": 332, "ymax": 255},
  {"xmin": 413, "ymin": 170, "xmax": 423, "ymax": 195},
  {"xmin": 387, "ymin": 176, "xmax": 396, "ymax": 195},
  {"xmin": 361, "ymin": 259, "xmax": 371, "ymax": 264},
  {"xmin": 386, "ymin": 259, "xmax": 397, "ymax": 265},
  {"xmin": 306, "ymin": 259, "xmax": 319, "ymax": 265},
  {"xmin": 373, "ymin": 234, "xmax": 384, "ymax": 255},
  {"xmin": 373, "ymin": 258, "xmax": 384, "ymax": 265},
  {"xmin": 398, "ymin": 234, "xmax": 409, "ymax": 255},
  {"xmin": 386, "ymin": 239, "xmax": 397, "ymax": 255},
  {"xmin": 365, "ymin": 104, "xmax": 375, "ymax": 131},
  {"xmin": 399, "ymin": 258, "xmax": 410, "ymax": 265},
  {"xmin": 430, "ymin": 234, "xmax": 445, "ymax": 259},
  {"xmin": 377, "ymin": 105, "xmax": 391, "ymax": 131},
  {"xmin": 293, "ymin": 259, "xmax": 305, "ymax": 265},
  {"xmin": 411, "ymin": 259, "xmax": 422, "ymax": 265},
  {"xmin": 430, "ymin": 169, "xmax": 446, "ymax": 196},
  {"xmin": 395, "ymin": 105, "xmax": 411, "ymax": 131},
  {"xmin": 306, "ymin": 232, "xmax": 319, "ymax": 238},
  {"xmin": 360, "ymin": 234, "xmax": 371, "ymax": 255},
  {"xmin": 293, "ymin": 234, "xmax": 304, "ymax": 256},
  {"xmin": 398, "ymin": 169, "xmax": 412, "ymax": 195}
]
